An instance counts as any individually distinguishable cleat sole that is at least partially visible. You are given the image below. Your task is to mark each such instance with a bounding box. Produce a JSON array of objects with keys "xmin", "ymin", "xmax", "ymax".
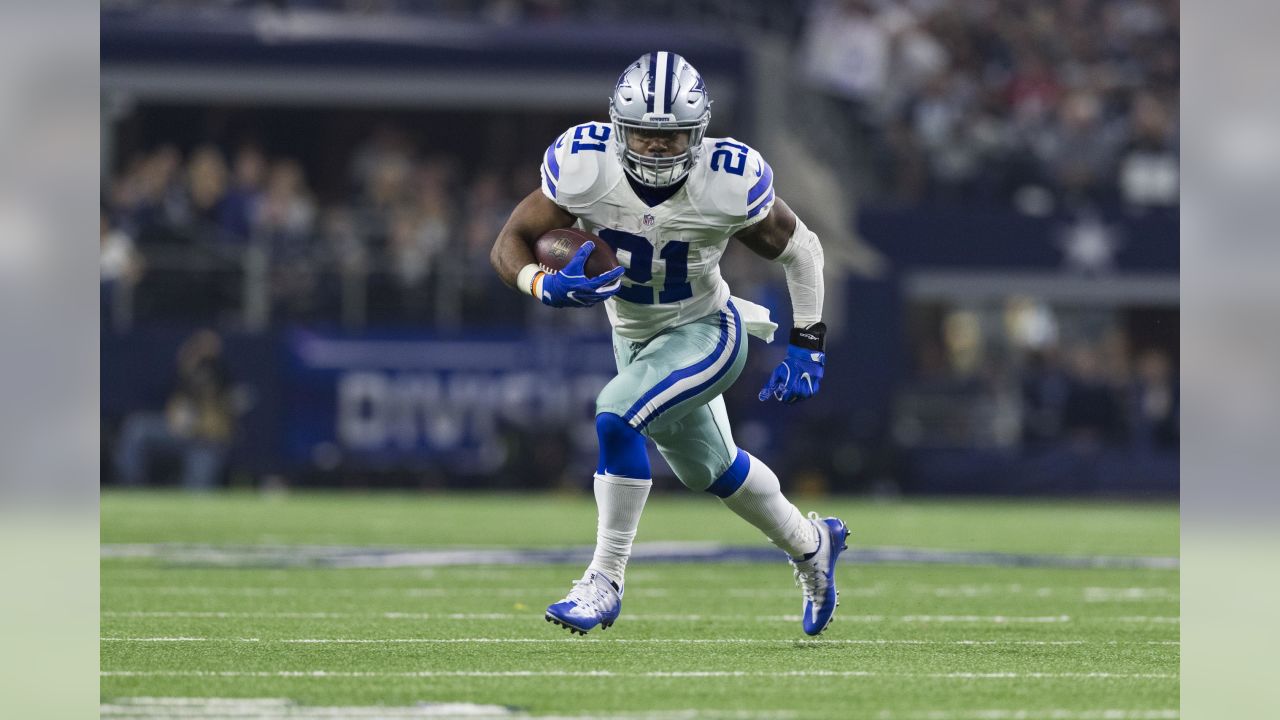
[{"xmin": 545, "ymin": 613, "xmax": 595, "ymax": 636}]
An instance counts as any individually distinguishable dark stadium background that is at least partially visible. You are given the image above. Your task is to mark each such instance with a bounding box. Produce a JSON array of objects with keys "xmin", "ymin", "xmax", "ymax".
[{"xmin": 99, "ymin": 0, "xmax": 1179, "ymax": 497}]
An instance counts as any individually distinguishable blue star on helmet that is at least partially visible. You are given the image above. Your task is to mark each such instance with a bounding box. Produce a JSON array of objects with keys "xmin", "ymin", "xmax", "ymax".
[{"xmin": 616, "ymin": 61, "xmax": 641, "ymax": 89}]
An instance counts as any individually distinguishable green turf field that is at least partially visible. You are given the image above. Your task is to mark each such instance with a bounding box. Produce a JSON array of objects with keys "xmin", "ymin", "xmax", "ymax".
[{"xmin": 101, "ymin": 491, "xmax": 1179, "ymax": 719}]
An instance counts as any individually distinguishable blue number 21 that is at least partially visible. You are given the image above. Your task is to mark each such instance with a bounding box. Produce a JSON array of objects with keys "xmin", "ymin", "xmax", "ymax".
[
  {"xmin": 709, "ymin": 141, "xmax": 748, "ymax": 176},
  {"xmin": 570, "ymin": 125, "xmax": 611, "ymax": 154},
  {"xmin": 597, "ymin": 229, "xmax": 692, "ymax": 304}
]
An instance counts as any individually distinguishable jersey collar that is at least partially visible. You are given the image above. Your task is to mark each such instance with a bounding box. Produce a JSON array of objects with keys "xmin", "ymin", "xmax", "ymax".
[{"xmin": 625, "ymin": 174, "xmax": 688, "ymax": 208}]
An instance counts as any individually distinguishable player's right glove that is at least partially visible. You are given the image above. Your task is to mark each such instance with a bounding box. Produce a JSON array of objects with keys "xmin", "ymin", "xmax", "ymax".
[{"xmin": 539, "ymin": 241, "xmax": 626, "ymax": 308}]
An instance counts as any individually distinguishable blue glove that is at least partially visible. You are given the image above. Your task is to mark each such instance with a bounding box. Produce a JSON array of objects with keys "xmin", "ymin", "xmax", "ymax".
[
  {"xmin": 759, "ymin": 324, "xmax": 827, "ymax": 403},
  {"xmin": 540, "ymin": 241, "xmax": 626, "ymax": 308}
]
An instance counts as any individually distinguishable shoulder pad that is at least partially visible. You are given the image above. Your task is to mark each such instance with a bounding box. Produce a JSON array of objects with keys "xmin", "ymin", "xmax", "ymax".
[
  {"xmin": 540, "ymin": 122, "xmax": 617, "ymax": 210},
  {"xmin": 694, "ymin": 137, "xmax": 775, "ymax": 226}
]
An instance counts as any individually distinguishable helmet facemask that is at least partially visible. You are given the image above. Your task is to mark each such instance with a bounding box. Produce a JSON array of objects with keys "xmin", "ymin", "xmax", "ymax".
[{"xmin": 610, "ymin": 114, "xmax": 708, "ymax": 188}]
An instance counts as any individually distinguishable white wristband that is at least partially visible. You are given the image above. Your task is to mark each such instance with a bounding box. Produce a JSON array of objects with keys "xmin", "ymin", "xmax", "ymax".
[{"xmin": 516, "ymin": 263, "xmax": 545, "ymax": 300}]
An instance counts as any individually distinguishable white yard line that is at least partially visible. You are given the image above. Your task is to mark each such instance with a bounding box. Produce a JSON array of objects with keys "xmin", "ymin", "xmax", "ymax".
[
  {"xmin": 100, "ymin": 698, "xmax": 519, "ymax": 718},
  {"xmin": 100, "ymin": 610, "xmax": 1182, "ymax": 624},
  {"xmin": 100, "ymin": 636, "xmax": 1179, "ymax": 646},
  {"xmin": 98, "ymin": 698, "xmax": 1179, "ymax": 720},
  {"xmin": 100, "ymin": 670, "xmax": 1178, "ymax": 680},
  {"xmin": 875, "ymin": 707, "xmax": 1172, "ymax": 712},
  {"xmin": 99, "ymin": 698, "xmax": 806, "ymax": 719},
  {"xmin": 1083, "ymin": 588, "xmax": 1179, "ymax": 603},
  {"xmin": 100, "ymin": 585, "xmax": 1178, "ymax": 601}
]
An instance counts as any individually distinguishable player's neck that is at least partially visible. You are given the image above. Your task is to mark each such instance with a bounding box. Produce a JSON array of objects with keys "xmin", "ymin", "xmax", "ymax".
[{"xmin": 625, "ymin": 174, "xmax": 687, "ymax": 208}]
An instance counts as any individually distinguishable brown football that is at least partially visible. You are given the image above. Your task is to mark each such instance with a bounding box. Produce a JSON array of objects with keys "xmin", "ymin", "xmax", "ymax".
[{"xmin": 534, "ymin": 228, "xmax": 620, "ymax": 278}]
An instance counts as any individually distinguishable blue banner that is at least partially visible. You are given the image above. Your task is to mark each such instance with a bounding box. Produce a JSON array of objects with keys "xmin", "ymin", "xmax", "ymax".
[{"xmin": 283, "ymin": 329, "xmax": 617, "ymax": 474}]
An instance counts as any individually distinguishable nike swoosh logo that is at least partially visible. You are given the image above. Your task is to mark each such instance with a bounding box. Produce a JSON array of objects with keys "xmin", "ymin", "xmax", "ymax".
[{"xmin": 754, "ymin": 159, "xmax": 763, "ymax": 177}]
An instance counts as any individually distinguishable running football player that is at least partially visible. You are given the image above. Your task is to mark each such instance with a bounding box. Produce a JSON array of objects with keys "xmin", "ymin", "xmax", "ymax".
[{"xmin": 490, "ymin": 52, "xmax": 847, "ymax": 636}]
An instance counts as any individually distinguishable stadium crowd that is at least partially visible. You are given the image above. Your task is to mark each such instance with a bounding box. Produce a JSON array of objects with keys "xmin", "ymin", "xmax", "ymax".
[
  {"xmin": 799, "ymin": 0, "xmax": 1179, "ymax": 208},
  {"xmin": 105, "ymin": 0, "xmax": 1179, "ymax": 208},
  {"xmin": 103, "ymin": 126, "xmax": 535, "ymax": 329}
]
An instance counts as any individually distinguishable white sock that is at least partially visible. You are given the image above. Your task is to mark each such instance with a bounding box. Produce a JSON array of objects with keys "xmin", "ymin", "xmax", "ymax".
[
  {"xmin": 720, "ymin": 453, "xmax": 819, "ymax": 558},
  {"xmin": 587, "ymin": 473, "xmax": 651, "ymax": 587}
]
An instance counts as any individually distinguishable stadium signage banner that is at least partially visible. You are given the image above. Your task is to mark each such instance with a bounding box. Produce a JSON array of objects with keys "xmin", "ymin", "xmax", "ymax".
[{"xmin": 283, "ymin": 329, "xmax": 615, "ymax": 472}]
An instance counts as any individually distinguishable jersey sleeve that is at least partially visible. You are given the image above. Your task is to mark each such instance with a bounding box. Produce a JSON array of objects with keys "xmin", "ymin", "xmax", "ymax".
[
  {"xmin": 699, "ymin": 138, "xmax": 776, "ymax": 231},
  {"xmin": 540, "ymin": 122, "xmax": 614, "ymax": 213},
  {"xmin": 742, "ymin": 147, "xmax": 776, "ymax": 226}
]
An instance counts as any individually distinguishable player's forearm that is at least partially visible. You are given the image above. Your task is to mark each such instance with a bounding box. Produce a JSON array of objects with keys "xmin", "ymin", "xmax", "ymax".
[
  {"xmin": 774, "ymin": 216, "xmax": 825, "ymax": 328},
  {"xmin": 493, "ymin": 189, "xmax": 578, "ymax": 291},
  {"xmin": 490, "ymin": 229, "xmax": 538, "ymax": 290}
]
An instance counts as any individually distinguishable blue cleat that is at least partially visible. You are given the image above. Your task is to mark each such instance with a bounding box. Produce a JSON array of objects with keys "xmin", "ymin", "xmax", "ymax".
[
  {"xmin": 545, "ymin": 570, "xmax": 623, "ymax": 635},
  {"xmin": 791, "ymin": 513, "xmax": 849, "ymax": 636}
]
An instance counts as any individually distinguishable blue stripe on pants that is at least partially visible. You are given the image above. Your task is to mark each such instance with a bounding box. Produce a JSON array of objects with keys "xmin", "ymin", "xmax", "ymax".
[{"xmin": 622, "ymin": 300, "xmax": 743, "ymax": 432}]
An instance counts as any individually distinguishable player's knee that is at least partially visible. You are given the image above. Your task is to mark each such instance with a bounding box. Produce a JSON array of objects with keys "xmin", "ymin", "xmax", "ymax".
[
  {"xmin": 704, "ymin": 448, "xmax": 754, "ymax": 499},
  {"xmin": 595, "ymin": 412, "xmax": 649, "ymax": 479},
  {"xmin": 594, "ymin": 382, "xmax": 631, "ymax": 423}
]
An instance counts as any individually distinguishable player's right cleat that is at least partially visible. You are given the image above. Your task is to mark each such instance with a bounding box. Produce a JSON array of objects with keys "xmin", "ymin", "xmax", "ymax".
[
  {"xmin": 790, "ymin": 512, "xmax": 849, "ymax": 636},
  {"xmin": 545, "ymin": 569, "xmax": 623, "ymax": 635}
]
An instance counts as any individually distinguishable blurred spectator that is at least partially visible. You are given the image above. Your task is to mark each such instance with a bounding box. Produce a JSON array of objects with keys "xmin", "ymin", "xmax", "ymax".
[
  {"xmin": 1032, "ymin": 91, "xmax": 1125, "ymax": 203},
  {"xmin": 261, "ymin": 158, "xmax": 320, "ymax": 317},
  {"xmin": 1117, "ymin": 92, "xmax": 1179, "ymax": 206},
  {"xmin": 110, "ymin": 144, "xmax": 182, "ymax": 236},
  {"xmin": 1020, "ymin": 348, "xmax": 1071, "ymax": 446},
  {"xmin": 218, "ymin": 143, "xmax": 267, "ymax": 242},
  {"xmin": 353, "ymin": 150, "xmax": 412, "ymax": 256},
  {"xmin": 1005, "ymin": 53, "xmax": 1063, "ymax": 130},
  {"xmin": 174, "ymin": 144, "xmax": 230, "ymax": 232},
  {"xmin": 320, "ymin": 206, "xmax": 367, "ymax": 276},
  {"xmin": 1130, "ymin": 348, "xmax": 1178, "ymax": 449},
  {"xmin": 1061, "ymin": 346, "xmax": 1125, "ymax": 446},
  {"xmin": 801, "ymin": 0, "xmax": 891, "ymax": 110},
  {"xmin": 114, "ymin": 329, "xmax": 237, "ymax": 490},
  {"xmin": 257, "ymin": 158, "xmax": 316, "ymax": 241},
  {"xmin": 351, "ymin": 122, "xmax": 414, "ymax": 199},
  {"xmin": 100, "ymin": 206, "xmax": 144, "ymax": 329},
  {"xmin": 458, "ymin": 171, "xmax": 515, "ymax": 319}
]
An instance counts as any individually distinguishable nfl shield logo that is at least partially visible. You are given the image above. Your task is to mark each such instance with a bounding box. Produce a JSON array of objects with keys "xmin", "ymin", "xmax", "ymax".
[{"xmin": 642, "ymin": 213, "xmax": 655, "ymax": 228}]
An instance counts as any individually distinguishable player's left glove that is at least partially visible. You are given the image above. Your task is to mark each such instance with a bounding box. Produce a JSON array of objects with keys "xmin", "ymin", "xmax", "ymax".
[{"xmin": 759, "ymin": 323, "xmax": 826, "ymax": 404}]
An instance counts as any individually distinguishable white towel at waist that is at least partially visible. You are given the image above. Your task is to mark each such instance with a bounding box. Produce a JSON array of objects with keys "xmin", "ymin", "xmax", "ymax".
[{"xmin": 730, "ymin": 296, "xmax": 778, "ymax": 344}]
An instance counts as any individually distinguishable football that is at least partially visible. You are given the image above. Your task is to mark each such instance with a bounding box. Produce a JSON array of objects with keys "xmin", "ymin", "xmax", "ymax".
[{"xmin": 534, "ymin": 228, "xmax": 620, "ymax": 278}]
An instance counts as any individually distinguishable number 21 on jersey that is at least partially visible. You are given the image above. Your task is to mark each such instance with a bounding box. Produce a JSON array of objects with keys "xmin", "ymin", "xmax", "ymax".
[{"xmin": 597, "ymin": 229, "xmax": 692, "ymax": 305}]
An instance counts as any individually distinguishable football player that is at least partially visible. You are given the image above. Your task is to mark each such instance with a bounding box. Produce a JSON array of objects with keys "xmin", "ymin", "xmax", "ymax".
[{"xmin": 490, "ymin": 52, "xmax": 847, "ymax": 636}]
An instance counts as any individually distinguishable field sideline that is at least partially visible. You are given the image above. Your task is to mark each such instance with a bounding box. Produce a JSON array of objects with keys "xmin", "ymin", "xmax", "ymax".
[{"xmin": 101, "ymin": 491, "xmax": 1179, "ymax": 719}]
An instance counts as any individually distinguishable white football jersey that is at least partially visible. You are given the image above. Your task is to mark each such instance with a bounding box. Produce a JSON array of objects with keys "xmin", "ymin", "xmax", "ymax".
[{"xmin": 540, "ymin": 121, "xmax": 776, "ymax": 342}]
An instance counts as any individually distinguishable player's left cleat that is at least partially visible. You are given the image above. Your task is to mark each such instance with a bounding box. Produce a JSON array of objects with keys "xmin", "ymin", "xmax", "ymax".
[
  {"xmin": 790, "ymin": 512, "xmax": 849, "ymax": 636},
  {"xmin": 545, "ymin": 569, "xmax": 623, "ymax": 635}
]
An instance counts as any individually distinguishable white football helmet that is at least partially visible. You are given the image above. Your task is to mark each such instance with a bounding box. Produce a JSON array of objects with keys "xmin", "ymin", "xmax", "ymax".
[{"xmin": 609, "ymin": 51, "xmax": 711, "ymax": 188}]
